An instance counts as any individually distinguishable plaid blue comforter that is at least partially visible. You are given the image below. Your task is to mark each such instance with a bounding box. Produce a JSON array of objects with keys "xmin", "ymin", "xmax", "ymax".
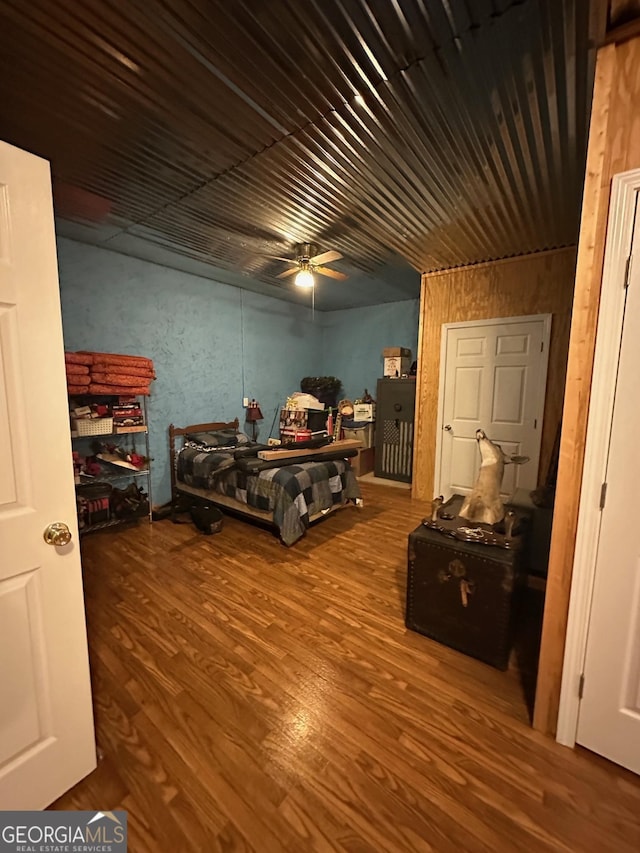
[{"xmin": 177, "ymin": 449, "xmax": 361, "ymax": 545}]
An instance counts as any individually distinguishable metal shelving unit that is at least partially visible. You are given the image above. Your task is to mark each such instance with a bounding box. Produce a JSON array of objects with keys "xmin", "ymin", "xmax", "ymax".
[
  {"xmin": 79, "ymin": 516, "xmax": 138, "ymax": 536},
  {"xmin": 78, "ymin": 468, "xmax": 150, "ymax": 484},
  {"xmin": 71, "ymin": 395, "xmax": 152, "ymax": 534}
]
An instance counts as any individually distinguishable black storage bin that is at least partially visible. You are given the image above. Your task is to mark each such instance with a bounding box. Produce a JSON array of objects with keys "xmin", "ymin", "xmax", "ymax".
[
  {"xmin": 190, "ymin": 503, "xmax": 223, "ymax": 535},
  {"xmin": 406, "ymin": 523, "xmax": 527, "ymax": 669},
  {"xmin": 307, "ymin": 409, "xmax": 328, "ymax": 433},
  {"xmin": 76, "ymin": 482, "xmax": 112, "ymax": 526}
]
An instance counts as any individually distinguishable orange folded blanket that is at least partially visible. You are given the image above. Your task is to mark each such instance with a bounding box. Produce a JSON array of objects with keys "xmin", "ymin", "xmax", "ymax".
[
  {"xmin": 92, "ymin": 363, "xmax": 155, "ymax": 379},
  {"xmin": 89, "ymin": 383, "xmax": 150, "ymax": 396},
  {"xmin": 65, "ymin": 352, "xmax": 93, "ymax": 366},
  {"xmin": 68, "ymin": 384, "xmax": 91, "ymax": 395},
  {"xmin": 66, "ymin": 373, "xmax": 90, "ymax": 385},
  {"xmin": 91, "ymin": 373, "xmax": 151, "ymax": 387},
  {"xmin": 81, "ymin": 352, "xmax": 153, "ymax": 370},
  {"xmin": 65, "ymin": 363, "xmax": 90, "ymax": 376}
]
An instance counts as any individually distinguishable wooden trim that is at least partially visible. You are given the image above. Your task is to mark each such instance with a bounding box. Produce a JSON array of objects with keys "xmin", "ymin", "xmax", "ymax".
[
  {"xmin": 433, "ymin": 317, "xmax": 449, "ymax": 500},
  {"xmin": 604, "ymin": 16, "xmax": 640, "ymax": 45},
  {"xmin": 411, "ymin": 274, "xmax": 428, "ymax": 494},
  {"xmin": 421, "ymin": 247, "xmax": 576, "ymax": 281},
  {"xmin": 533, "ymin": 44, "xmax": 617, "ymax": 736},
  {"xmin": 432, "ymin": 313, "xmax": 552, "ymax": 330},
  {"xmin": 589, "ymin": 0, "xmax": 609, "ymax": 48},
  {"xmin": 556, "ymin": 170, "xmax": 640, "ymax": 746}
]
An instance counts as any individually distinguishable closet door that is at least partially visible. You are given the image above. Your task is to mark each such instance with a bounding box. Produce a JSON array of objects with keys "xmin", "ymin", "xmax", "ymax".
[{"xmin": 436, "ymin": 315, "xmax": 551, "ymax": 500}]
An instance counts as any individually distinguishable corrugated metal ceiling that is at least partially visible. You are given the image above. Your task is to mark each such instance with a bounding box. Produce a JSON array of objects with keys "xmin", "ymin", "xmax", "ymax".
[{"xmin": 0, "ymin": 0, "xmax": 595, "ymax": 310}]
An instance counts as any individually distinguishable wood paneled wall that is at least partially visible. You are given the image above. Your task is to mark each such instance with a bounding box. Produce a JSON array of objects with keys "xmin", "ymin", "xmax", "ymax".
[
  {"xmin": 412, "ymin": 247, "xmax": 577, "ymax": 501},
  {"xmin": 534, "ymin": 36, "xmax": 640, "ymax": 735}
]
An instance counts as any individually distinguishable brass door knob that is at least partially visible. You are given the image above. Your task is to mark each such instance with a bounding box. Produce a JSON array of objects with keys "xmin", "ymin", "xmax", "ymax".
[{"xmin": 43, "ymin": 522, "xmax": 72, "ymax": 547}]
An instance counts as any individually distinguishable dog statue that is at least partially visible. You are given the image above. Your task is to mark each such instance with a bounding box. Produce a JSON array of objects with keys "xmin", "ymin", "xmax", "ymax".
[{"xmin": 458, "ymin": 430, "xmax": 511, "ymax": 526}]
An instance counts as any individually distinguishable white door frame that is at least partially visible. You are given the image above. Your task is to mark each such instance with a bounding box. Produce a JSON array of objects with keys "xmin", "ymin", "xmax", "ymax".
[
  {"xmin": 556, "ymin": 169, "xmax": 640, "ymax": 747},
  {"xmin": 434, "ymin": 313, "xmax": 552, "ymax": 497}
]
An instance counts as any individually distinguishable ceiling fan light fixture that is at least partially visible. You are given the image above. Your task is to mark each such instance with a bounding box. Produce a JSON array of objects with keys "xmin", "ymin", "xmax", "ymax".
[{"xmin": 295, "ymin": 269, "xmax": 314, "ymax": 288}]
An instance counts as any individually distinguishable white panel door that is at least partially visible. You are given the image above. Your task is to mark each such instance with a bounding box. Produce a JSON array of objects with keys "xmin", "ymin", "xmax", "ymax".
[
  {"xmin": 576, "ymin": 213, "xmax": 640, "ymax": 775},
  {"xmin": 437, "ymin": 316, "xmax": 551, "ymax": 500},
  {"xmin": 0, "ymin": 141, "xmax": 96, "ymax": 808}
]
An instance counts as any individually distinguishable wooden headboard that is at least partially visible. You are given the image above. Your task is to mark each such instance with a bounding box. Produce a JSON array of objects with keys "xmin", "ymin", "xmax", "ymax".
[{"xmin": 168, "ymin": 418, "xmax": 240, "ymax": 500}]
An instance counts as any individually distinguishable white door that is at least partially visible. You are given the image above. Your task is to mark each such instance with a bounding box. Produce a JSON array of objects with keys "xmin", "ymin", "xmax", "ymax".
[
  {"xmin": 576, "ymin": 211, "xmax": 640, "ymax": 775},
  {"xmin": 0, "ymin": 141, "xmax": 96, "ymax": 807},
  {"xmin": 436, "ymin": 315, "xmax": 551, "ymax": 500}
]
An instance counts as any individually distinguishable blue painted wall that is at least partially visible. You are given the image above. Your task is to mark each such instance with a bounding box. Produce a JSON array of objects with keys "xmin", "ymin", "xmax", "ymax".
[
  {"xmin": 321, "ymin": 300, "xmax": 420, "ymax": 402},
  {"xmin": 58, "ymin": 238, "xmax": 420, "ymax": 505},
  {"xmin": 57, "ymin": 238, "xmax": 322, "ymax": 505}
]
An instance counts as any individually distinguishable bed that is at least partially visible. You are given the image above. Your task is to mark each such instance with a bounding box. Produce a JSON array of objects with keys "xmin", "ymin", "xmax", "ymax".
[{"xmin": 169, "ymin": 419, "xmax": 363, "ymax": 545}]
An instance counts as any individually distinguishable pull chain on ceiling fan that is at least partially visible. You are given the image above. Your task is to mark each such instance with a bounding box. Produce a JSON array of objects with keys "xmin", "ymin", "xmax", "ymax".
[{"xmin": 274, "ymin": 243, "xmax": 348, "ymax": 287}]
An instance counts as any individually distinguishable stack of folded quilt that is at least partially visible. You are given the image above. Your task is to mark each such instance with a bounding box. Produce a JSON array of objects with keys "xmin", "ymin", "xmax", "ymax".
[
  {"xmin": 64, "ymin": 351, "xmax": 156, "ymax": 395},
  {"xmin": 65, "ymin": 352, "xmax": 93, "ymax": 395}
]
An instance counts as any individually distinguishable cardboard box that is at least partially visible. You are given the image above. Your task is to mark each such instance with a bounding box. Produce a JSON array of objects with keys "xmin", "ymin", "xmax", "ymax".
[
  {"xmin": 343, "ymin": 423, "xmax": 374, "ymax": 449},
  {"xmin": 351, "ymin": 447, "xmax": 375, "ymax": 477},
  {"xmin": 383, "ymin": 347, "xmax": 412, "ymax": 359},
  {"xmin": 352, "ymin": 402, "xmax": 376, "ymax": 422},
  {"xmin": 383, "ymin": 356, "xmax": 411, "ymax": 377}
]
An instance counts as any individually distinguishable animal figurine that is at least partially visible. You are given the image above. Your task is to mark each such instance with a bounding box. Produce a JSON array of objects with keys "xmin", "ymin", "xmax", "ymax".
[{"xmin": 458, "ymin": 429, "xmax": 510, "ymax": 526}]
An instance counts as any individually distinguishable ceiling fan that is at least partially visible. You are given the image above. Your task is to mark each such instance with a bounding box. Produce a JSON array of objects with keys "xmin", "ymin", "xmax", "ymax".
[{"xmin": 273, "ymin": 243, "xmax": 348, "ymax": 288}]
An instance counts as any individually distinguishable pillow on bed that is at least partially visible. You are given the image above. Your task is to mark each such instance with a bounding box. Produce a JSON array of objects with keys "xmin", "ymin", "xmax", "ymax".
[{"xmin": 185, "ymin": 429, "xmax": 252, "ymax": 452}]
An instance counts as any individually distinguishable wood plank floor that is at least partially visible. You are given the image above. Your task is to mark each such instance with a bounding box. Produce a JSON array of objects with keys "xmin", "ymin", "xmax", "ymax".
[{"xmin": 53, "ymin": 483, "xmax": 640, "ymax": 851}]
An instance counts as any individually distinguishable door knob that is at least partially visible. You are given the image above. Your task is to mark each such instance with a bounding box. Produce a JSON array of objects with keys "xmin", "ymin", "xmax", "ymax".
[
  {"xmin": 444, "ymin": 424, "xmax": 452, "ymax": 432},
  {"xmin": 43, "ymin": 522, "xmax": 72, "ymax": 547}
]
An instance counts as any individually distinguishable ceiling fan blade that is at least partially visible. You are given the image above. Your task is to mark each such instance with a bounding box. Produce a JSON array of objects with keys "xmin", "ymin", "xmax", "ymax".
[
  {"xmin": 276, "ymin": 267, "xmax": 298, "ymax": 279},
  {"xmin": 315, "ymin": 266, "xmax": 348, "ymax": 280},
  {"xmin": 309, "ymin": 249, "xmax": 342, "ymax": 265},
  {"xmin": 271, "ymin": 257, "xmax": 298, "ymax": 264}
]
